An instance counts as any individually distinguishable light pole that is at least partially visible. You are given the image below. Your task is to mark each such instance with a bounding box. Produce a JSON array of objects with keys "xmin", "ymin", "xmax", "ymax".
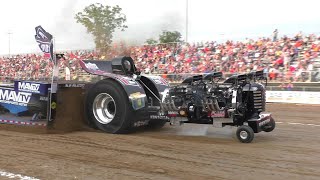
[
  {"xmin": 186, "ymin": 0, "xmax": 189, "ymax": 43},
  {"xmin": 8, "ymin": 31, "xmax": 12, "ymax": 58}
]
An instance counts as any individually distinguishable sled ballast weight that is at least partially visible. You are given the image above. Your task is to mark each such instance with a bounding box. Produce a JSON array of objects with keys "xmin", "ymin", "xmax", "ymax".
[{"xmin": 0, "ymin": 56, "xmax": 275, "ymax": 143}]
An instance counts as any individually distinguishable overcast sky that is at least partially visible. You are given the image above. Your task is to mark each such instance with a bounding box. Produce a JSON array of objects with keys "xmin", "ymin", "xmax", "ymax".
[{"xmin": 1, "ymin": 0, "xmax": 320, "ymax": 55}]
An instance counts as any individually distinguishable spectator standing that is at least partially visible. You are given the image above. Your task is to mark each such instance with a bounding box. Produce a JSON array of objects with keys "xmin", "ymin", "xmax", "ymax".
[
  {"xmin": 273, "ymin": 29, "xmax": 278, "ymax": 42},
  {"xmin": 286, "ymin": 80, "xmax": 294, "ymax": 90}
]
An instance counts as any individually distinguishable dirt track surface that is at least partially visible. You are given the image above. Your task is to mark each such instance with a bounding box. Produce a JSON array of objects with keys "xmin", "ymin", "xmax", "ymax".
[{"xmin": 0, "ymin": 103, "xmax": 319, "ymax": 180}]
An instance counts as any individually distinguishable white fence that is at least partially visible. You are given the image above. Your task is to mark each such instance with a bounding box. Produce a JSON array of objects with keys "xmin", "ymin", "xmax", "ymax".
[{"xmin": 266, "ymin": 91, "xmax": 320, "ymax": 104}]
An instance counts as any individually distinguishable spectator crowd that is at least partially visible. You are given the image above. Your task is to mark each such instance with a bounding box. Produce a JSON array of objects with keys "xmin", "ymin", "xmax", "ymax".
[{"xmin": 1, "ymin": 31, "xmax": 319, "ymax": 83}]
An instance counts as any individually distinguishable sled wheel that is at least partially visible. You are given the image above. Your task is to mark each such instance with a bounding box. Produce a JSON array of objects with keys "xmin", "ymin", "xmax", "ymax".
[
  {"xmin": 147, "ymin": 119, "xmax": 167, "ymax": 130},
  {"xmin": 236, "ymin": 125, "xmax": 254, "ymax": 143},
  {"xmin": 263, "ymin": 117, "xmax": 276, "ymax": 132},
  {"xmin": 86, "ymin": 79, "xmax": 133, "ymax": 134}
]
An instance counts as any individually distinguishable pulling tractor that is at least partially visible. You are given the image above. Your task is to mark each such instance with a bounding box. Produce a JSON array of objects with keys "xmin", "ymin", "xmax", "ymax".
[{"xmin": 0, "ymin": 56, "xmax": 275, "ymax": 143}]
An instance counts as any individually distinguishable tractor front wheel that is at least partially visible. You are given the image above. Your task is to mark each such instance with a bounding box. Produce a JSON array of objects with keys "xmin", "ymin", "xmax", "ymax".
[
  {"xmin": 263, "ymin": 117, "xmax": 276, "ymax": 132},
  {"xmin": 236, "ymin": 125, "xmax": 255, "ymax": 143}
]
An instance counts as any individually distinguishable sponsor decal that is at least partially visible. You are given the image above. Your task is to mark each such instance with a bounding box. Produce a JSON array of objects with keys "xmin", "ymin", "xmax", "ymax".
[
  {"xmin": 0, "ymin": 89, "xmax": 32, "ymax": 106},
  {"xmin": 149, "ymin": 76, "xmax": 169, "ymax": 86},
  {"xmin": 166, "ymin": 111, "xmax": 179, "ymax": 117},
  {"xmin": 129, "ymin": 92, "xmax": 146, "ymax": 99},
  {"xmin": 210, "ymin": 110, "xmax": 225, "ymax": 118},
  {"xmin": 51, "ymin": 102, "xmax": 57, "ymax": 109},
  {"xmin": 39, "ymin": 96, "xmax": 48, "ymax": 101},
  {"xmin": 117, "ymin": 76, "xmax": 140, "ymax": 86},
  {"xmin": 168, "ymin": 111, "xmax": 178, "ymax": 115},
  {"xmin": 129, "ymin": 92, "xmax": 146, "ymax": 110},
  {"xmin": 258, "ymin": 118, "xmax": 271, "ymax": 127},
  {"xmin": 85, "ymin": 62, "xmax": 100, "ymax": 70},
  {"xmin": 14, "ymin": 81, "xmax": 49, "ymax": 95},
  {"xmin": 64, "ymin": 83, "xmax": 85, "ymax": 88},
  {"xmin": 150, "ymin": 115, "xmax": 170, "ymax": 120},
  {"xmin": 133, "ymin": 120, "xmax": 149, "ymax": 127},
  {"xmin": 232, "ymin": 90, "xmax": 237, "ymax": 104},
  {"xmin": 18, "ymin": 82, "xmax": 41, "ymax": 93},
  {"xmin": 266, "ymin": 91, "xmax": 320, "ymax": 104}
]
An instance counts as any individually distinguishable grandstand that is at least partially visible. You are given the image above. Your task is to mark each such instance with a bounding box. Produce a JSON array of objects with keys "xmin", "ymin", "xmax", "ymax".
[{"xmin": 1, "ymin": 32, "xmax": 319, "ymax": 84}]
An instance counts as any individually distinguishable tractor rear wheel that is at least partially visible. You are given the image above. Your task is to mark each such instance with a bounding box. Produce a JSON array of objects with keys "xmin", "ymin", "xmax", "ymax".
[{"xmin": 85, "ymin": 79, "xmax": 133, "ymax": 134}]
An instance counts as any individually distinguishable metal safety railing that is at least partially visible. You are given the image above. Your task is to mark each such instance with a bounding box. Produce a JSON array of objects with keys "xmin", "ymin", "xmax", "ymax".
[
  {"xmin": 1, "ymin": 70, "xmax": 320, "ymax": 89},
  {"xmin": 146, "ymin": 70, "xmax": 320, "ymax": 83}
]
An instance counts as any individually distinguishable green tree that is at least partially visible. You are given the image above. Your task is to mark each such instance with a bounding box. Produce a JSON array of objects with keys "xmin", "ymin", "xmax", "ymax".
[
  {"xmin": 145, "ymin": 38, "xmax": 158, "ymax": 45},
  {"xmin": 158, "ymin": 30, "xmax": 182, "ymax": 44},
  {"xmin": 75, "ymin": 3, "xmax": 128, "ymax": 54}
]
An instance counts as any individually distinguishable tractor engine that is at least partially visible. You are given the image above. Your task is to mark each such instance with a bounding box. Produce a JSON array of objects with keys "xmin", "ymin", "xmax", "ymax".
[{"xmin": 161, "ymin": 71, "xmax": 267, "ymax": 125}]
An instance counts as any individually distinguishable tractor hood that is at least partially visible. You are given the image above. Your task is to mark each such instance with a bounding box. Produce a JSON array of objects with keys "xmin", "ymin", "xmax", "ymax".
[{"xmin": 79, "ymin": 56, "xmax": 137, "ymax": 76}]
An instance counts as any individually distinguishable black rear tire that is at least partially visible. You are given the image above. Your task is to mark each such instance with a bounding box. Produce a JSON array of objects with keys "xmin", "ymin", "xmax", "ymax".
[
  {"xmin": 263, "ymin": 117, "xmax": 276, "ymax": 132},
  {"xmin": 236, "ymin": 125, "xmax": 254, "ymax": 143},
  {"xmin": 85, "ymin": 79, "xmax": 133, "ymax": 134}
]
